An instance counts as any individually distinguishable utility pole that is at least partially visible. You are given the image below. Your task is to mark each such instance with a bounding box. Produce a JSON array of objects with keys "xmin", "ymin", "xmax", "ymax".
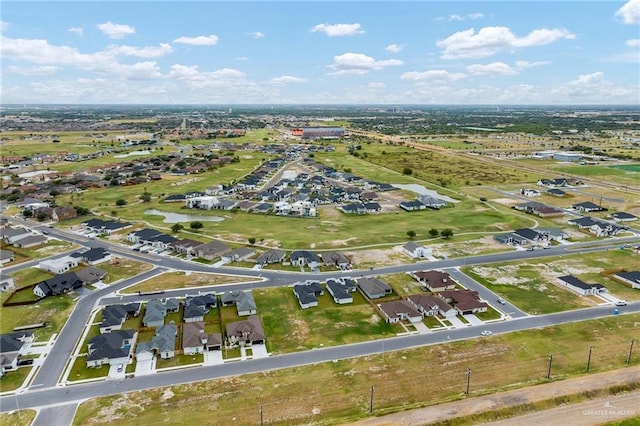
[
  {"xmin": 586, "ymin": 346, "xmax": 593, "ymax": 373},
  {"xmin": 369, "ymin": 385, "xmax": 374, "ymax": 414},
  {"xmin": 465, "ymin": 368, "xmax": 471, "ymax": 395},
  {"xmin": 260, "ymin": 405, "xmax": 263, "ymax": 426},
  {"xmin": 547, "ymin": 354, "xmax": 553, "ymax": 380},
  {"xmin": 627, "ymin": 340, "xmax": 635, "ymax": 365}
]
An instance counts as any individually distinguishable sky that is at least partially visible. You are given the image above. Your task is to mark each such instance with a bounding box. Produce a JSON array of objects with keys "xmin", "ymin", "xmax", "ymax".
[{"xmin": 1, "ymin": 1, "xmax": 639, "ymax": 105}]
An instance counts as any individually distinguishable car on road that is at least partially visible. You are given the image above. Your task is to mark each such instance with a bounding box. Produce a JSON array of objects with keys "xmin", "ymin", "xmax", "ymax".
[
  {"xmin": 614, "ymin": 300, "xmax": 627, "ymax": 306},
  {"xmin": 480, "ymin": 330, "xmax": 493, "ymax": 336},
  {"xmin": 497, "ymin": 297, "xmax": 506, "ymax": 305}
]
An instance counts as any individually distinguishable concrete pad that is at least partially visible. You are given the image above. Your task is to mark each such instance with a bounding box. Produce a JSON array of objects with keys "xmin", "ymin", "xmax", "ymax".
[
  {"xmin": 447, "ymin": 316, "xmax": 467, "ymax": 328},
  {"xmin": 463, "ymin": 314, "xmax": 484, "ymax": 326},
  {"xmin": 412, "ymin": 322, "xmax": 430, "ymax": 334},
  {"xmin": 251, "ymin": 344, "xmax": 269, "ymax": 359},
  {"xmin": 203, "ymin": 350, "xmax": 224, "ymax": 366},
  {"xmin": 134, "ymin": 357, "xmax": 155, "ymax": 376}
]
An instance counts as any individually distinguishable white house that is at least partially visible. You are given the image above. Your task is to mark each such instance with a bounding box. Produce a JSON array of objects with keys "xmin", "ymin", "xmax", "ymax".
[{"xmin": 39, "ymin": 255, "xmax": 79, "ymax": 274}]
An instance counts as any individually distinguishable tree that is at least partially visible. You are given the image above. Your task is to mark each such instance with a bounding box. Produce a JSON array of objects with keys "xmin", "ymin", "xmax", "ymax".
[
  {"xmin": 190, "ymin": 221, "xmax": 204, "ymax": 231},
  {"xmin": 406, "ymin": 230, "xmax": 416, "ymax": 239},
  {"xmin": 36, "ymin": 212, "xmax": 48, "ymax": 221},
  {"xmin": 403, "ymin": 167, "xmax": 413, "ymax": 176},
  {"xmin": 140, "ymin": 193, "xmax": 151, "ymax": 202},
  {"xmin": 441, "ymin": 229, "xmax": 454, "ymax": 239},
  {"xmin": 116, "ymin": 199, "xmax": 127, "ymax": 207},
  {"xmin": 248, "ymin": 237, "xmax": 256, "ymax": 245},
  {"xmin": 428, "ymin": 228, "xmax": 439, "ymax": 238},
  {"xmin": 171, "ymin": 223, "xmax": 184, "ymax": 233}
]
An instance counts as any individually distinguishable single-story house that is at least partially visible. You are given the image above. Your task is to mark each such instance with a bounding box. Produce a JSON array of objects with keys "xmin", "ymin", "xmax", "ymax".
[
  {"xmin": 183, "ymin": 293, "xmax": 217, "ymax": 323},
  {"xmin": 221, "ymin": 290, "xmax": 257, "ymax": 316},
  {"xmin": 325, "ymin": 278, "xmax": 357, "ymax": 304},
  {"xmin": 0, "ymin": 275, "xmax": 15, "ymax": 292},
  {"xmin": 75, "ymin": 266, "xmax": 107, "ymax": 284},
  {"xmin": 195, "ymin": 241, "xmax": 232, "ymax": 261},
  {"xmin": 378, "ymin": 299, "xmax": 423, "ymax": 323},
  {"xmin": 416, "ymin": 195, "xmax": 448, "ymax": 209},
  {"xmin": 292, "ymin": 281, "xmax": 324, "ymax": 309},
  {"xmin": 82, "ymin": 219, "xmax": 132, "ymax": 235},
  {"xmin": 136, "ymin": 324, "xmax": 177, "ymax": 360},
  {"xmin": 256, "ymin": 249, "xmax": 286, "ymax": 265},
  {"xmin": 557, "ymin": 275, "xmax": 606, "ymax": 296},
  {"xmin": 290, "ymin": 250, "xmax": 320, "ymax": 268},
  {"xmin": 357, "ymin": 277, "xmax": 393, "ymax": 299},
  {"xmin": 2, "ymin": 227, "xmax": 33, "ymax": 244},
  {"xmin": 439, "ymin": 290, "xmax": 488, "ymax": 315},
  {"xmin": 399, "ymin": 200, "xmax": 426, "ymax": 211},
  {"xmin": 403, "ymin": 242, "xmax": 432, "ymax": 259},
  {"xmin": 33, "ymin": 271, "xmax": 84, "ymax": 298},
  {"xmin": 12, "ymin": 234, "xmax": 47, "ymax": 248},
  {"xmin": 610, "ymin": 212, "xmax": 638, "ymax": 222},
  {"xmin": 226, "ymin": 315, "xmax": 265, "ymax": 347},
  {"xmin": 0, "ymin": 249, "xmax": 15, "ymax": 265},
  {"xmin": 170, "ymin": 238, "xmax": 203, "ymax": 256},
  {"xmin": 39, "ymin": 255, "xmax": 79, "ymax": 275},
  {"xmin": 52, "ymin": 206, "xmax": 78, "ymax": 222},
  {"xmin": 613, "ymin": 271, "xmax": 640, "ymax": 289},
  {"xmin": 0, "ymin": 332, "xmax": 34, "ymax": 376},
  {"xmin": 86, "ymin": 329, "xmax": 136, "ymax": 368},
  {"xmin": 100, "ymin": 303, "xmax": 141, "ymax": 334},
  {"xmin": 320, "ymin": 251, "xmax": 351, "ymax": 269},
  {"xmin": 183, "ymin": 321, "xmax": 222, "ymax": 354},
  {"xmin": 72, "ymin": 247, "xmax": 112, "ymax": 265},
  {"xmin": 142, "ymin": 298, "xmax": 180, "ymax": 327},
  {"xmin": 407, "ymin": 294, "xmax": 457, "ymax": 318},
  {"xmin": 573, "ymin": 201, "xmax": 606, "ymax": 213},
  {"xmin": 221, "ymin": 247, "xmax": 256, "ymax": 263},
  {"xmin": 409, "ymin": 270, "xmax": 457, "ymax": 292}
]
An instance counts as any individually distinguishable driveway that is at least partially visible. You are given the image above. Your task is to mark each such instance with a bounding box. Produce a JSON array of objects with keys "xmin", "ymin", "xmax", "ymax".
[
  {"xmin": 251, "ymin": 344, "xmax": 269, "ymax": 359},
  {"xmin": 447, "ymin": 316, "xmax": 467, "ymax": 328},
  {"xmin": 463, "ymin": 314, "xmax": 484, "ymax": 326},
  {"xmin": 108, "ymin": 363, "xmax": 126, "ymax": 379},
  {"xmin": 412, "ymin": 322, "xmax": 430, "ymax": 334},
  {"xmin": 134, "ymin": 357, "xmax": 155, "ymax": 376},
  {"xmin": 203, "ymin": 350, "xmax": 224, "ymax": 366}
]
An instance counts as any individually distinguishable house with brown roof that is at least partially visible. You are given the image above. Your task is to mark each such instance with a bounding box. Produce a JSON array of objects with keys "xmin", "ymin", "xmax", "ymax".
[
  {"xmin": 52, "ymin": 206, "xmax": 77, "ymax": 222},
  {"xmin": 438, "ymin": 290, "xmax": 488, "ymax": 315},
  {"xmin": 407, "ymin": 294, "xmax": 457, "ymax": 318},
  {"xmin": 225, "ymin": 315, "xmax": 265, "ymax": 347},
  {"xmin": 183, "ymin": 321, "xmax": 223, "ymax": 354},
  {"xmin": 409, "ymin": 270, "xmax": 457, "ymax": 292},
  {"xmin": 378, "ymin": 299, "xmax": 423, "ymax": 324},
  {"xmin": 195, "ymin": 241, "xmax": 232, "ymax": 261}
]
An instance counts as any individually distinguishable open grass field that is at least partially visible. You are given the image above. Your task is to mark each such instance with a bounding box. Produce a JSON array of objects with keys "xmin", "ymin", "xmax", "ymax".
[
  {"xmin": 120, "ymin": 271, "xmax": 255, "ymax": 294},
  {"xmin": 464, "ymin": 249, "xmax": 640, "ymax": 314},
  {"xmin": 256, "ymin": 286, "xmax": 402, "ymax": 354},
  {"xmin": 0, "ymin": 410, "xmax": 37, "ymax": 426},
  {"xmin": 98, "ymin": 258, "xmax": 153, "ymax": 284},
  {"xmin": 73, "ymin": 313, "xmax": 640, "ymax": 426},
  {"xmin": 0, "ymin": 366, "xmax": 33, "ymax": 392},
  {"xmin": 0, "ymin": 296, "xmax": 75, "ymax": 340}
]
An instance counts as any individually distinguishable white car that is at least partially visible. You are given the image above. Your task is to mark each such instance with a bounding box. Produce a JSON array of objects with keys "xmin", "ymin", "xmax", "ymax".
[
  {"xmin": 615, "ymin": 300, "xmax": 627, "ymax": 306},
  {"xmin": 497, "ymin": 297, "xmax": 506, "ymax": 305},
  {"xmin": 480, "ymin": 330, "xmax": 493, "ymax": 336}
]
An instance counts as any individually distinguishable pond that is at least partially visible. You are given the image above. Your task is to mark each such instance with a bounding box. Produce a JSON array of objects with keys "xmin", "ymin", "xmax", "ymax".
[{"xmin": 144, "ymin": 209, "xmax": 225, "ymax": 224}]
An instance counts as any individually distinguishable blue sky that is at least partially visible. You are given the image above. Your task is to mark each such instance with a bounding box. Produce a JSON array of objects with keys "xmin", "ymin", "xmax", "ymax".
[{"xmin": 1, "ymin": 1, "xmax": 639, "ymax": 104}]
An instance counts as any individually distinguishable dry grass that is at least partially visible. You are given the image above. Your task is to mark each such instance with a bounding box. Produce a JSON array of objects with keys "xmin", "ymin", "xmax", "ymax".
[{"xmin": 120, "ymin": 271, "xmax": 257, "ymax": 294}]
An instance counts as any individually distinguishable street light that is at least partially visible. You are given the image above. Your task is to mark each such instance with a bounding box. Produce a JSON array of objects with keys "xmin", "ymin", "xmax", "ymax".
[
  {"xmin": 465, "ymin": 368, "xmax": 471, "ymax": 394},
  {"xmin": 586, "ymin": 346, "xmax": 593, "ymax": 373},
  {"xmin": 547, "ymin": 354, "xmax": 553, "ymax": 380}
]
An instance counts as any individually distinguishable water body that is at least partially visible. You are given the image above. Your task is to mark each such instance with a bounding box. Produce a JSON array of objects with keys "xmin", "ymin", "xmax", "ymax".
[
  {"xmin": 144, "ymin": 209, "xmax": 225, "ymax": 224},
  {"xmin": 391, "ymin": 184, "xmax": 460, "ymax": 203},
  {"xmin": 113, "ymin": 150, "xmax": 151, "ymax": 158}
]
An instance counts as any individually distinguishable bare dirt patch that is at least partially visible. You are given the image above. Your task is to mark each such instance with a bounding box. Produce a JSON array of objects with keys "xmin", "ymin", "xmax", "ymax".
[
  {"xmin": 493, "ymin": 198, "xmax": 521, "ymax": 206},
  {"xmin": 346, "ymin": 246, "xmax": 408, "ymax": 267}
]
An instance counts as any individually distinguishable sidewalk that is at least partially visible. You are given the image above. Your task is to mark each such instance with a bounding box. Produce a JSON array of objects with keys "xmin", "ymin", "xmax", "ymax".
[{"xmin": 351, "ymin": 366, "xmax": 640, "ymax": 426}]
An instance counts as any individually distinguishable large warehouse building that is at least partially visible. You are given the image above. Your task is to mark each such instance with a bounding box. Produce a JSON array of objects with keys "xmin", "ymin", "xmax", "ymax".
[{"xmin": 292, "ymin": 126, "xmax": 345, "ymax": 140}]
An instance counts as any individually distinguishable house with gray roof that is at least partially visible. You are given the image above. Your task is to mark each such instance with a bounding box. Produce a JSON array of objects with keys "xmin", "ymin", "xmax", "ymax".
[
  {"xmin": 183, "ymin": 293, "xmax": 217, "ymax": 323},
  {"xmin": 256, "ymin": 249, "xmax": 286, "ymax": 265},
  {"xmin": 326, "ymin": 278, "xmax": 357, "ymax": 304},
  {"xmin": 183, "ymin": 321, "xmax": 222, "ymax": 354},
  {"xmin": 142, "ymin": 298, "xmax": 180, "ymax": 327},
  {"xmin": 100, "ymin": 304, "xmax": 141, "ymax": 334},
  {"xmin": 378, "ymin": 300, "xmax": 423, "ymax": 324},
  {"xmin": 357, "ymin": 277, "xmax": 393, "ymax": 299},
  {"xmin": 75, "ymin": 266, "xmax": 107, "ymax": 284},
  {"xmin": 290, "ymin": 250, "xmax": 319, "ymax": 268},
  {"xmin": 0, "ymin": 274, "xmax": 15, "ymax": 292},
  {"xmin": 195, "ymin": 241, "xmax": 232, "ymax": 261},
  {"xmin": 12, "ymin": 234, "xmax": 47, "ymax": 248},
  {"xmin": 320, "ymin": 251, "xmax": 351, "ymax": 269},
  {"xmin": 407, "ymin": 294, "xmax": 457, "ymax": 318},
  {"xmin": 292, "ymin": 281, "xmax": 324, "ymax": 309},
  {"xmin": 221, "ymin": 247, "xmax": 256, "ymax": 263},
  {"xmin": 33, "ymin": 271, "xmax": 84, "ymax": 298},
  {"xmin": 557, "ymin": 275, "xmax": 606, "ymax": 296},
  {"xmin": 2, "ymin": 227, "xmax": 33, "ymax": 244},
  {"xmin": 409, "ymin": 270, "xmax": 457, "ymax": 292},
  {"xmin": 226, "ymin": 315, "xmax": 265, "ymax": 347},
  {"xmin": 221, "ymin": 290, "xmax": 257, "ymax": 316},
  {"xmin": 0, "ymin": 249, "xmax": 15, "ymax": 265},
  {"xmin": 403, "ymin": 242, "xmax": 431, "ymax": 258},
  {"xmin": 613, "ymin": 271, "xmax": 640, "ymax": 289},
  {"xmin": 136, "ymin": 324, "xmax": 178, "ymax": 360},
  {"xmin": 86, "ymin": 329, "xmax": 136, "ymax": 368},
  {"xmin": 0, "ymin": 332, "xmax": 34, "ymax": 377}
]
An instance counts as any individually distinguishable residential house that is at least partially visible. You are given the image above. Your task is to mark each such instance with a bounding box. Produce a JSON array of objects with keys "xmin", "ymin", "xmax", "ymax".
[
  {"xmin": 357, "ymin": 277, "xmax": 393, "ymax": 299},
  {"xmin": 226, "ymin": 315, "xmax": 265, "ymax": 347},
  {"xmin": 320, "ymin": 251, "xmax": 351, "ymax": 269},
  {"xmin": 0, "ymin": 249, "xmax": 14, "ymax": 265},
  {"xmin": 416, "ymin": 195, "xmax": 448, "ymax": 209},
  {"xmin": 71, "ymin": 247, "xmax": 112, "ymax": 265},
  {"xmin": 610, "ymin": 212, "xmax": 638, "ymax": 222},
  {"xmin": 557, "ymin": 275, "xmax": 606, "ymax": 296},
  {"xmin": 537, "ymin": 178, "xmax": 567, "ymax": 187},
  {"xmin": 183, "ymin": 321, "xmax": 223, "ymax": 354},
  {"xmin": 613, "ymin": 271, "xmax": 640, "ymax": 289},
  {"xmin": 12, "ymin": 234, "xmax": 47, "ymax": 248},
  {"xmin": 407, "ymin": 294, "xmax": 457, "ymax": 318},
  {"xmin": 410, "ymin": 270, "xmax": 457, "ymax": 292},
  {"xmin": 183, "ymin": 293, "xmax": 217, "ymax": 323},
  {"xmin": 82, "ymin": 218, "xmax": 132, "ymax": 235},
  {"xmin": 292, "ymin": 281, "xmax": 324, "ymax": 309},
  {"xmin": 568, "ymin": 216, "xmax": 597, "ymax": 229},
  {"xmin": 573, "ymin": 201, "xmax": 606, "ymax": 213},
  {"xmin": 86, "ymin": 329, "xmax": 136, "ymax": 368},
  {"xmin": 536, "ymin": 227, "xmax": 569, "ymax": 242},
  {"xmin": 39, "ymin": 255, "xmax": 79, "ymax": 274},
  {"xmin": 142, "ymin": 298, "xmax": 180, "ymax": 327},
  {"xmin": 547, "ymin": 188, "xmax": 566, "ymax": 197},
  {"xmin": 399, "ymin": 200, "xmax": 427, "ymax": 211},
  {"xmin": 100, "ymin": 304, "xmax": 141, "ymax": 334},
  {"xmin": 52, "ymin": 206, "xmax": 77, "ymax": 222},
  {"xmin": 2, "ymin": 227, "xmax": 33, "ymax": 244},
  {"xmin": 378, "ymin": 299, "xmax": 423, "ymax": 324},
  {"xmin": 256, "ymin": 249, "xmax": 286, "ymax": 266},
  {"xmin": 221, "ymin": 290, "xmax": 257, "ymax": 316},
  {"xmin": 0, "ymin": 275, "xmax": 15, "ymax": 292},
  {"xmin": 513, "ymin": 228, "xmax": 546, "ymax": 244},
  {"xmin": 439, "ymin": 290, "xmax": 488, "ymax": 315},
  {"xmin": 589, "ymin": 221, "xmax": 624, "ymax": 237},
  {"xmin": 326, "ymin": 278, "xmax": 357, "ymax": 304},
  {"xmin": 127, "ymin": 228, "xmax": 163, "ymax": 244},
  {"xmin": 221, "ymin": 247, "xmax": 256, "ymax": 263},
  {"xmin": 290, "ymin": 250, "xmax": 320, "ymax": 268},
  {"xmin": 0, "ymin": 332, "xmax": 34, "ymax": 377},
  {"xmin": 195, "ymin": 241, "xmax": 232, "ymax": 261},
  {"xmin": 33, "ymin": 271, "xmax": 84, "ymax": 298},
  {"xmin": 170, "ymin": 238, "xmax": 203, "ymax": 256},
  {"xmin": 403, "ymin": 242, "xmax": 432, "ymax": 259},
  {"xmin": 521, "ymin": 189, "xmax": 541, "ymax": 197},
  {"xmin": 75, "ymin": 266, "xmax": 107, "ymax": 284},
  {"xmin": 136, "ymin": 324, "xmax": 178, "ymax": 360}
]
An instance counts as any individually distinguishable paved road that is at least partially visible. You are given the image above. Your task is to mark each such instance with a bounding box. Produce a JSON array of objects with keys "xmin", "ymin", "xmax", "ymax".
[
  {"xmin": 2, "ymin": 302, "xmax": 639, "ymax": 413},
  {"xmin": 32, "ymin": 404, "xmax": 78, "ymax": 426}
]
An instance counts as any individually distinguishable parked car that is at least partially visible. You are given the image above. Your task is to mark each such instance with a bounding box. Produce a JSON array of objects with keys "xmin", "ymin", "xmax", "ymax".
[
  {"xmin": 117, "ymin": 364, "xmax": 124, "ymax": 372},
  {"xmin": 615, "ymin": 300, "xmax": 627, "ymax": 306},
  {"xmin": 480, "ymin": 330, "xmax": 493, "ymax": 336},
  {"xmin": 497, "ymin": 297, "xmax": 506, "ymax": 305}
]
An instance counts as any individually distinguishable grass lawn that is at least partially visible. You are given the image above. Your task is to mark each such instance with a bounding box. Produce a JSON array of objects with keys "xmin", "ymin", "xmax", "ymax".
[
  {"xmin": 121, "ymin": 271, "xmax": 253, "ymax": 294},
  {"xmin": 0, "ymin": 410, "xmax": 37, "ymax": 426},
  {"xmin": 0, "ymin": 296, "xmax": 75, "ymax": 340},
  {"xmin": 223, "ymin": 347, "xmax": 241, "ymax": 359},
  {"xmin": 73, "ymin": 313, "xmax": 640, "ymax": 426},
  {"xmin": 156, "ymin": 354, "xmax": 202, "ymax": 369},
  {"xmin": 475, "ymin": 306, "xmax": 502, "ymax": 321},
  {"xmin": 383, "ymin": 273, "xmax": 424, "ymax": 296},
  {"xmin": 8, "ymin": 268, "xmax": 54, "ymax": 289},
  {"xmin": 98, "ymin": 259, "xmax": 153, "ymax": 284},
  {"xmin": 67, "ymin": 356, "xmax": 109, "ymax": 382},
  {"xmin": 256, "ymin": 286, "xmax": 403, "ymax": 353},
  {"xmin": 0, "ymin": 366, "xmax": 32, "ymax": 392}
]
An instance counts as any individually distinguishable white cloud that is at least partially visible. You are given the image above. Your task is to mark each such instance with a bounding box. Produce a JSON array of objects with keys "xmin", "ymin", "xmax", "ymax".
[
  {"xmin": 270, "ymin": 75, "xmax": 307, "ymax": 84},
  {"xmin": 467, "ymin": 62, "xmax": 517, "ymax": 75},
  {"xmin": 0, "ymin": 21, "xmax": 9, "ymax": 32},
  {"xmin": 447, "ymin": 14, "xmax": 464, "ymax": 21},
  {"xmin": 311, "ymin": 23, "xmax": 364, "ymax": 37},
  {"xmin": 119, "ymin": 62, "xmax": 163, "ymax": 81},
  {"xmin": 69, "ymin": 27, "xmax": 83, "ymax": 37},
  {"xmin": 328, "ymin": 52, "xmax": 403, "ymax": 75},
  {"xmin": 107, "ymin": 43, "xmax": 173, "ymax": 58},
  {"xmin": 615, "ymin": 0, "xmax": 640, "ymax": 24},
  {"xmin": 550, "ymin": 71, "xmax": 637, "ymax": 102},
  {"xmin": 369, "ymin": 82, "xmax": 386, "ymax": 88},
  {"xmin": 6, "ymin": 65, "xmax": 58, "ymax": 76},
  {"xmin": 626, "ymin": 38, "xmax": 640, "ymax": 47},
  {"xmin": 97, "ymin": 21, "xmax": 135, "ymax": 39},
  {"xmin": 169, "ymin": 64, "xmax": 245, "ymax": 82},
  {"xmin": 467, "ymin": 13, "xmax": 485, "ymax": 20},
  {"xmin": 246, "ymin": 32, "xmax": 265, "ymax": 39},
  {"xmin": 385, "ymin": 44, "xmax": 403, "ymax": 53},
  {"xmin": 437, "ymin": 26, "xmax": 575, "ymax": 59},
  {"xmin": 173, "ymin": 35, "xmax": 219, "ymax": 46},
  {"xmin": 437, "ymin": 13, "xmax": 485, "ymax": 21},
  {"xmin": 401, "ymin": 69, "xmax": 466, "ymax": 82},
  {"xmin": 515, "ymin": 60, "xmax": 550, "ymax": 68}
]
